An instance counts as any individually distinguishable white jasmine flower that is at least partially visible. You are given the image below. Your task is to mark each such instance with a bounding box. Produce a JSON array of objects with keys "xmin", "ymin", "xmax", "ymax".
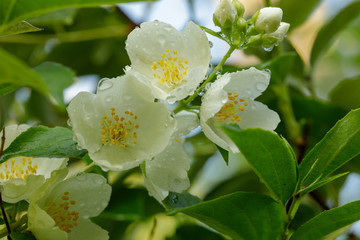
[
  {"xmin": 200, "ymin": 67, "xmax": 280, "ymax": 153},
  {"xmin": 142, "ymin": 112, "xmax": 198, "ymax": 202},
  {"xmin": 67, "ymin": 75, "xmax": 176, "ymax": 171},
  {"xmin": 28, "ymin": 171, "xmax": 111, "ymax": 240},
  {"xmin": 255, "ymin": 7, "xmax": 283, "ymax": 33},
  {"xmin": 125, "ymin": 21, "xmax": 211, "ymax": 103},
  {"xmin": 0, "ymin": 125, "xmax": 67, "ymax": 203}
]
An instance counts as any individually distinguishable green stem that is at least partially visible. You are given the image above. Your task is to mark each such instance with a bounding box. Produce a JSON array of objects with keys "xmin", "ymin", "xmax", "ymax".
[
  {"xmin": 265, "ymin": 0, "xmax": 271, "ymax": 7},
  {"xmin": 173, "ymin": 45, "xmax": 236, "ymax": 114},
  {"xmin": 272, "ymin": 83, "xmax": 302, "ymax": 144}
]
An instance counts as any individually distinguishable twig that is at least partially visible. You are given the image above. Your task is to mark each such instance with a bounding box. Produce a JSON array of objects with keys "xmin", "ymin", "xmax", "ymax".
[{"xmin": 0, "ymin": 128, "xmax": 12, "ymax": 240}]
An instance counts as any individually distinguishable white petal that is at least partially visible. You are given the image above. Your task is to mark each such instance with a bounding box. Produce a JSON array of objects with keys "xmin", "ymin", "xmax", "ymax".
[
  {"xmin": 28, "ymin": 203, "xmax": 67, "ymax": 240},
  {"xmin": 1, "ymin": 124, "xmax": 29, "ymax": 149},
  {"xmin": 237, "ymin": 100, "xmax": 280, "ymax": 130},
  {"xmin": 68, "ymin": 218, "xmax": 108, "ymax": 240},
  {"xmin": 67, "ymin": 91, "xmax": 103, "ymax": 152},
  {"xmin": 223, "ymin": 67, "xmax": 270, "ymax": 99},
  {"xmin": 43, "ymin": 173, "xmax": 111, "ymax": 217},
  {"xmin": 1, "ymin": 175, "xmax": 45, "ymax": 203},
  {"xmin": 126, "ymin": 21, "xmax": 184, "ymax": 78},
  {"xmin": 201, "ymin": 117, "xmax": 239, "ymax": 153},
  {"xmin": 182, "ymin": 21, "xmax": 211, "ymax": 71}
]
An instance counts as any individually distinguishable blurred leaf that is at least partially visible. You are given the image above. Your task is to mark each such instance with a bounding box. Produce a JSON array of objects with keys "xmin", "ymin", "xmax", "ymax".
[
  {"xmin": 330, "ymin": 75, "xmax": 360, "ymax": 110},
  {"xmin": 0, "ymin": 94, "xmax": 14, "ymax": 130},
  {"xmin": 0, "ymin": 125, "xmax": 86, "ymax": 162},
  {"xmin": 205, "ymin": 170, "xmax": 269, "ymax": 201},
  {"xmin": 0, "ymin": 20, "xmax": 41, "ymax": 37},
  {"xmin": 258, "ymin": 53, "xmax": 296, "ymax": 83},
  {"xmin": 0, "ymin": 48, "xmax": 48, "ymax": 94},
  {"xmin": 221, "ymin": 126, "xmax": 297, "ymax": 205},
  {"xmin": 310, "ymin": 0, "xmax": 360, "ymax": 66},
  {"xmin": 28, "ymin": 8, "xmax": 78, "ymax": 26},
  {"xmin": 0, "ymin": 0, "xmax": 154, "ymax": 33},
  {"xmin": 10, "ymin": 232, "xmax": 36, "ymax": 240},
  {"xmin": 290, "ymin": 200, "xmax": 360, "ymax": 240},
  {"xmin": 102, "ymin": 187, "xmax": 163, "ymax": 222},
  {"xmin": 163, "ymin": 192, "xmax": 202, "ymax": 215},
  {"xmin": 0, "ymin": 82, "xmax": 20, "ymax": 96},
  {"xmin": 33, "ymin": 61, "xmax": 75, "ymax": 106},
  {"xmin": 278, "ymin": 0, "xmax": 321, "ymax": 30},
  {"xmin": 291, "ymin": 96, "xmax": 347, "ymax": 149},
  {"xmin": 298, "ymin": 109, "xmax": 360, "ymax": 186},
  {"xmin": 175, "ymin": 192, "xmax": 284, "ymax": 240}
]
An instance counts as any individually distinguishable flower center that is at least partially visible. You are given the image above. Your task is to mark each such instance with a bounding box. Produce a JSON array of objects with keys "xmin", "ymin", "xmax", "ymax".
[
  {"xmin": 45, "ymin": 192, "xmax": 79, "ymax": 233},
  {"xmin": 215, "ymin": 92, "xmax": 248, "ymax": 123},
  {"xmin": 0, "ymin": 157, "xmax": 38, "ymax": 181},
  {"xmin": 100, "ymin": 107, "xmax": 139, "ymax": 148},
  {"xmin": 151, "ymin": 49, "xmax": 189, "ymax": 87}
]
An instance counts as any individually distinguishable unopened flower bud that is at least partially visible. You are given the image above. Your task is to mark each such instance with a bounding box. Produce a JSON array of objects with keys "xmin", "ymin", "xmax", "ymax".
[
  {"xmin": 262, "ymin": 22, "xmax": 290, "ymax": 48},
  {"xmin": 213, "ymin": 0, "xmax": 237, "ymax": 28},
  {"xmin": 232, "ymin": 0, "xmax": 245, "ymax": 17},
  {"xmin": 254, "ymin": 7, "xmax": 283, "ymax": 33}
]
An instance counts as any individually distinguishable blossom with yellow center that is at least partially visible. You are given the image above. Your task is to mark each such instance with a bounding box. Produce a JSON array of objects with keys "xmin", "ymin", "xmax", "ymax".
[
  {"xmin": 67, "ymin": 75, "xmax": 176, "ymax": 171},
  {"xmin": 0, "ymin": 125, "xmax": 67, "ymax": 203},
  {"xmin": 125, "ymin": 21, "xmax": 211, "ymax": 103},
  {"xmin": 28, "ymin": 170, "xmax": 111, "ymax": 240},
  {"xmin": 200, "ymin": 67, "xmax": 280, "ymax": 153},
  {"xmin": 141, "ymin": 112, "xmax": 198, "ymax": 202}
]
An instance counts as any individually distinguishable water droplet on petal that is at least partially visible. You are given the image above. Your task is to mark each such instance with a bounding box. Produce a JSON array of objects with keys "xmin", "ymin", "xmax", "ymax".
[
  {"xmin": 256, "ymin": 83, "xmax": 267, "ymax": 92},
  {"xmin": 76, "ymin": 173, "xmax": 86, "ymax": 181},
  {"xmin": 98, "ymin": 79, "xmax": 113, "ymax": 91},
  {"xmin": 123, "ymin": 94, "xmax": 132, "ymax": 101},
  {"xmin": 173, "ymin": 178, "xmax": 181, "ymax": 186},
  {"xmin": 170, "ymin": 194, "xmax": 179, "ymax": 204},
  {"xmin": 93, "ymin": 177, "xmax": 105, "ymax": 185},
  {"xmin": 208, "ymin": 41, "xmax": 213, "ymax": 48},
  {"xmin": 76, "ymin": 145, "xmax": 83, "ymax": 151},
  {"xmin": 105, "ymin": 96, "xmax": 112, "ymax": 102},
  {"xmin": 67, "ymin": 119, "xmax": 72, "ymax": 127}
]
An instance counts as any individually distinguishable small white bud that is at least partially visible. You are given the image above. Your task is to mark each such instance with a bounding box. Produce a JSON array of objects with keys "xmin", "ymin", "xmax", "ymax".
[
  {"xmin": 213, "ymin": 0, "xmax": 237, "ymax": 28},
  {"xmin": 255, "ymin": 7, "xmax": 283, "ymax": 33}
]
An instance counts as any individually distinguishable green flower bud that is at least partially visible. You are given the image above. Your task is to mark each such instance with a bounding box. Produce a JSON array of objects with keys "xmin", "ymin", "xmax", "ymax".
[
  {"xmin": 262, "ymin": 22, "xmax": 290, "ymax": 48},
  {"xmin": 232, "ymin": 0, "xmax": 245, "ymax": 17}
]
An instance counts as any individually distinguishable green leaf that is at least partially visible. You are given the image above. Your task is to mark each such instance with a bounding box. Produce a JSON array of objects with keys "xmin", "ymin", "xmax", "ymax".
[
  {"xmin": 0, "ymin": 126, "xmax": 86, "ymax": 163},
  {"xmin": 10, "ymin": 232, "xmax": 36, "ymax": 240},
  {"xmin": 330, "ymin": 75, "xmax": 360, "ymax": 110},
  {"xmin": 0, "ymin": 20, "xmax": 41, "ymax": 36},
  {"xmin": 0, "ymin": 0, "xmax": 154, "ymax": 33},
  {"xmin": 290, "ymin": 200, "xmax": 360, "ymax": 240},
  {"xmin": 33, "ymin": 62, "xmax": 75, "ymax": 106},
  {"xmin": 163, "ymin": 192, "xmax": 202, "ymax": 215},
  {"xmin": 298, "ymin": 172, "xmax": 349, "ymax": 196},
  {"xmin": 217, "ymin": 146, "xmax": 229, "ymax": 165},
  {"xmin": 0, "ymin": 82, "xmax": 20, "ymax": 96},
  {"xmin": 0, "ymin": 48, "xmax": 48, "ymax": 95},
  {"xmin": 221, "ymin": 126, "xmax": 297, "ymax": 205},
  {"xmin": 310, "ymin": 0, "xmax": 360, "ymax": 66},
  {"xmin": 298, "ymin": 109, "xmax": 360, "ymax": 186},
  {"xmin": 278, "ymin": 0, "xmax": 321, "ymax": 30},
  {"xmin": 176, "ymin": 192, "xmax": 284, "ymax": 240}
]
